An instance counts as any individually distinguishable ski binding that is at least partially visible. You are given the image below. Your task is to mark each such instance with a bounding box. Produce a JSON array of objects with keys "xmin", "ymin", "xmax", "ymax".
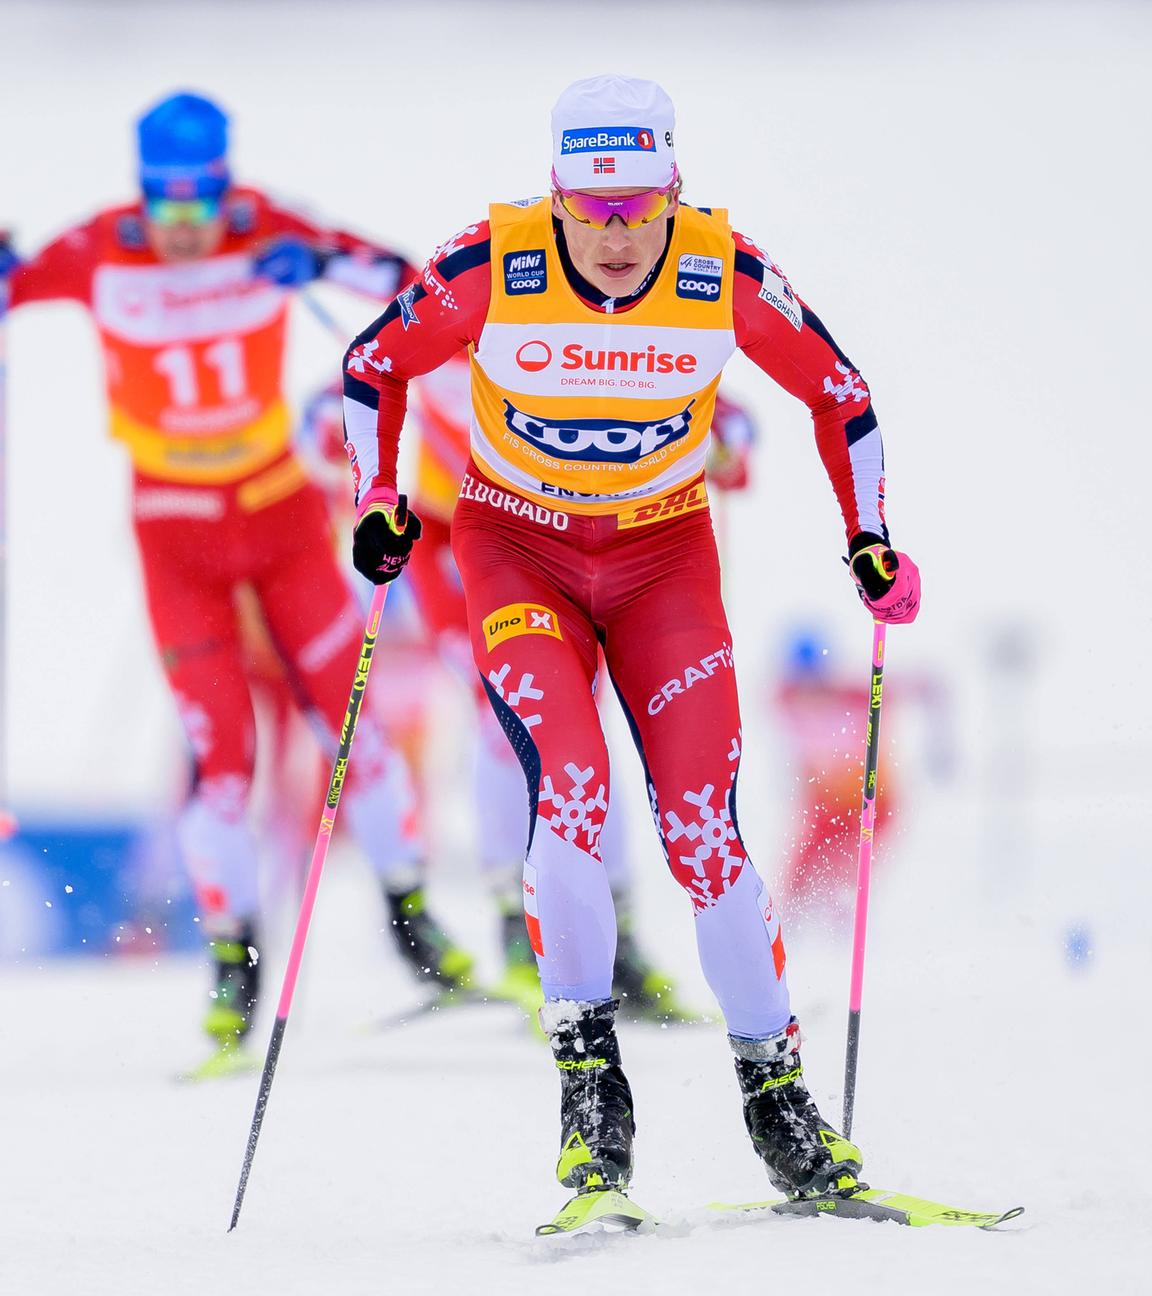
[{"xmin": 536, "ymin": 1188, "xmax": 655, "ymax": 1236}]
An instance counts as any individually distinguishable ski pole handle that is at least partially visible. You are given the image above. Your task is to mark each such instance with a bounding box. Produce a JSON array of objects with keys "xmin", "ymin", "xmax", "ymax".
[
  {"xmin": 229, "ymin": 584, "xmax": 388, "ymax": 1232},
  {"xmin": 842, "ymin": 618, "xmax": 887, "ymax": 1139}
]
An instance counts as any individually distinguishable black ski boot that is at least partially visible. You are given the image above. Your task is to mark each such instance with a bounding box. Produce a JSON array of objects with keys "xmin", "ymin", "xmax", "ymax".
[
  {"xmin": 732, "ymin": 1017, "xmax": 863, "ymax": 1197},
  {"xmin": 542, "ymin": 998, "xmax": 636, "ymax": 1192},
  {"xmin": 203, "ymin": 921, "xmax": 261, "ymax": 1045},
  {"xmin": 385, "ymin": 885, "xmax": 475, "ymax": 990}
]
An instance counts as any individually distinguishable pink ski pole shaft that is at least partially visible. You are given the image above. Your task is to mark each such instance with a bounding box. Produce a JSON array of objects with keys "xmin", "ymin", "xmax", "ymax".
[
  {"xmin": 229, "ymin": 584, "xmax": 389, "ymax": 1231},
  {"xmin": 842, "ymin": 618, "xmax": 887, "ymax": 1139}
]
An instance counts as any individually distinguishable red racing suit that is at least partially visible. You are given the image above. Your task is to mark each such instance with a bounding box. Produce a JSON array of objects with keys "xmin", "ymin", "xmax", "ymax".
[
  {"xmin": 342, "ymin": 200, "xmax": 889, "ymax": 1035},
  {"xmin": 12, "ymin": 190, "xmax": 422, "ymax": 923},
  {"xmin": 305, "ymin": 358, "xmax": 758, "ymax": 898}
]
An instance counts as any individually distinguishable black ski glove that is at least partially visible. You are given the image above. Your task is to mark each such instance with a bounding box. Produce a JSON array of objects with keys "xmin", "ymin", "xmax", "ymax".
[
  {"xmin": 846, "ymin": 531, "xmax": 897, "ymax": 600},
  {"xmin": 352, "ymin": 494, "xmax": 423, "ymax": 585}
]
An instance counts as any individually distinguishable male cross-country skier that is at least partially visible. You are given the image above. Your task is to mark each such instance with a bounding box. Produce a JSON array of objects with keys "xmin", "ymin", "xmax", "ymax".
[
  {"xmin": 1, "ymin": 91, "xmax": 473, "ymax": 1074},
  {"xmin": 342, "ymin": 75, "xmax": 920, "ymax": 1213}
]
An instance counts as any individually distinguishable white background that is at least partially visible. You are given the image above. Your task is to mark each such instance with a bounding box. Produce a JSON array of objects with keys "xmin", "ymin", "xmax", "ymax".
[{"xmin": 2, "ymin": 2, "xmax": 1150, "ymax": 1293}]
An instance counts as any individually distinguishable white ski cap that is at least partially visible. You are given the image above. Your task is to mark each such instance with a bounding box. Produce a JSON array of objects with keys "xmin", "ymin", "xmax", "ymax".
[{"xmin": 551, "ymin": 74, "xmax": 676, "ymax": 190}]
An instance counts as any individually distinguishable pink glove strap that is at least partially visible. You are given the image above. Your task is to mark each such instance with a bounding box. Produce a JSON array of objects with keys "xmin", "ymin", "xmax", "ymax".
[{"xmin": 356, "ymin": 484, "xmax": 399, "ymax": 524}]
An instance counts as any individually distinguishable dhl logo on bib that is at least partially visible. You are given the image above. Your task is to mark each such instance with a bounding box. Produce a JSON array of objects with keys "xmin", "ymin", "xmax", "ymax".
[
  {"xmin": 483, "ymin": 602, "xmax": 563, "ymax": 652},
  {"xmin": 617, "ymin": 481, "xmax": 710, "ymax": 529}
]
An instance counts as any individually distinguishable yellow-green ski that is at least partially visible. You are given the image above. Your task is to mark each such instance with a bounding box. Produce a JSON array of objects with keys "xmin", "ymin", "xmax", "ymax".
[
  {"xmin": 178, "ymin": 1044, "xmax": 260, "ymax": 1083},
  {"xmin": 536, "ymin": 1189, "xmax": 655, "ymax": 1237},
  {"xmin": 708, "ymin": 1186, "xmax": 1024, "ymax": 1230}
]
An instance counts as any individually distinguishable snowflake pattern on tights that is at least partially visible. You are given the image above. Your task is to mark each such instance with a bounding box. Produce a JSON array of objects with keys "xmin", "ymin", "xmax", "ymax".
[
  {"xmin": 662, "ymin": 732, "xmax": 746, "ymax": 909},
  {"xmin": 486, "ymin": 662, "xmax": 544, "ymax": 730},
  {"xmin": 539, "ymin": 762, "xmax": 608, "ymax": 857}
]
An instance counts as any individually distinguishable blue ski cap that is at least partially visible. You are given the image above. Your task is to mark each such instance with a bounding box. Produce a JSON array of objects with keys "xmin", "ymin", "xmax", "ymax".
[{"xmin": 137, "ymin": 92, "xmax": 230, "ymax": 202}]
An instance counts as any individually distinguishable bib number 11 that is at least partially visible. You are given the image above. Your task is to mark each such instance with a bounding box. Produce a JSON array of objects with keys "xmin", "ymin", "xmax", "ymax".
[{"xmin": 154, "ymin": 337, "xmax": 247, "ymax": 407}]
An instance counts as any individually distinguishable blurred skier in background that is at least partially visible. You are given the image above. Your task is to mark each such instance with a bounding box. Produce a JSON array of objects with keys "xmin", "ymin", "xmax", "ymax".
[
  {"xmin": 774, "ymin": 629, "xmax": 898, "ymax": 925},
  {"xmin": 0, "ymin": 91, "xmax": 473, "ymax": 1073},
  {"xmin": 772, "ymin": 627, "xmax": 951, "ymax": 929}
]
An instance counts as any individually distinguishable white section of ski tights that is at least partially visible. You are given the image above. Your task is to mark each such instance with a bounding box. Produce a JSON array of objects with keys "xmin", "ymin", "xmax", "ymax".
[{"xmin": 177, "ymin": 774, "xmax": 261, "ymax": 923}]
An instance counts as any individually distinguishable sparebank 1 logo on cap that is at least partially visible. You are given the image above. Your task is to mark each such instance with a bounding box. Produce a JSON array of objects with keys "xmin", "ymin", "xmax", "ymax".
[
  {"xmin": 504, "ymin": 250, "xmax": 547, "ymax": 296},
  {"xmin": 676, "ymin": 253, "xmax": 723, "ymax": 302},
  {"xmin": 560, "ymin": 127, "xmax": 658, "ymax": 154},
  {"xmin": 502, "ymin": 398, "xmax": 695, "ymax": 464}
]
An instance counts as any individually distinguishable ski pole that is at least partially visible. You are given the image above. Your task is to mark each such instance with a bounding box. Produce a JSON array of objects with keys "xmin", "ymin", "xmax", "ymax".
[
  {"xmin": 300, "ymin": 289, "xmax": 346, "ymax": 341},
  {"xmin": 842, "ymin": 618, "xmax": 887, "ymax": 1139},
  {"xmin": 229, "ymin": 583, "xmax": 389, "ymax": 1232}
]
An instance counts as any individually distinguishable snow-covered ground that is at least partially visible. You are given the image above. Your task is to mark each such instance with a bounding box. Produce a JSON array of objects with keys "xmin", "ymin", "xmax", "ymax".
[
  {"xmin": 3, "ymin": 1, "xmax": 1150, "ymax": 1292},
  {"xmin": 5, "ymin": 852, "xmax": 1150, "ymax": 1294}
]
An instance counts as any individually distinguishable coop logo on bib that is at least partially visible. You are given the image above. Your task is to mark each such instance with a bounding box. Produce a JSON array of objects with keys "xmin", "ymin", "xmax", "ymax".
[
  {"xmin": 503, "ymin": 250, "xmax": 547, "ymax": 296},
  {"xmin": 676, "ymin": 253, "xmax": 723, "ymax": 302},
  {"xmin": 502, "ymin": 399, "xmax": 695, "ymax": 463},
  {"xmin": 483, "ymin": 602, "xmax": 563, "ymax": 651}
]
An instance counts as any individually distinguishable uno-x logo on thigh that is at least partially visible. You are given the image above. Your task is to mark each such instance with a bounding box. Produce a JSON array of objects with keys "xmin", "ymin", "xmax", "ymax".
[{"xmin": 483, "ymin": 602, "xmax": 563, "ymax": 652}]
